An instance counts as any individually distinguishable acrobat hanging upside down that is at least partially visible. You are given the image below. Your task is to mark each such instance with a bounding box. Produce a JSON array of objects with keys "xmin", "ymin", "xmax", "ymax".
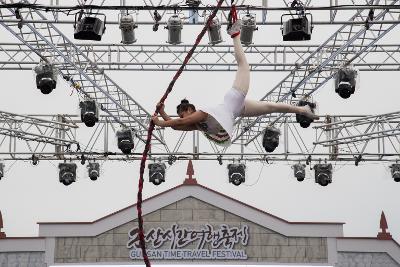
[{"xmin": 152, "ymin": 20, "xmax": 319, "ymax": 147}]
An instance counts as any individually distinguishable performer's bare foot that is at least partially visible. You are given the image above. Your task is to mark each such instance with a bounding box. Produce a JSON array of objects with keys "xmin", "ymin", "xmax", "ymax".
[{"xmin": 301, "ymin": 104, "xmax": 320, "ymax": 120}]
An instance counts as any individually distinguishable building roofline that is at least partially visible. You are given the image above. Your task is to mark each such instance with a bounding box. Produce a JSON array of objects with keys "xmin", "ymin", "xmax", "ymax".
[{"xmin": 38, "ymin": 183, "xmax": 345, "ymax": 226}]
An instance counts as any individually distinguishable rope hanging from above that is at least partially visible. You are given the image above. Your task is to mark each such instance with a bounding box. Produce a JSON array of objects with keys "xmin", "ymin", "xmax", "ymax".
[
  {"xmin": 136, "ymin": 1, "xmax": 225, "ymax": 266},
  {"xmin": 227, "ymin": 0, "xmax": 239, "ymax": 38}
]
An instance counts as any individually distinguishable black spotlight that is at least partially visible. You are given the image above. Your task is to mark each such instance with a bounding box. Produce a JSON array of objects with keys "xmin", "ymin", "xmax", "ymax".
[
  {"xmin": 390, "ymin": 164, "xmax": 400, "ymax": 182},
  {"xmin": 262, "ymin": 126, "xmax": 280, "ymax": 153},
  {"xmin": 34, "ymin": 62, "xmax": 57, "ymax": 94},
  {"xmin": 293, "ymin": 163, "xmax": 306, "ymax": 181},
  {"xmin": 148, "ymin": 163, "xmax": 166, "ymax": 185},
  {"xmin": 58, "ymin": 163, "xmax": 77, "ymax": 186},
  {"xmin": 0, "ymin": 163, "xmax": 4, "ymax": 180},
  {"xmin": 281, "ymin": 0, "xmax": 313, "ymax": 42},
  {"xmin": 295, "ymin": 100, "xmax": 316, "ymax": 128},
  {"xmin": 74, "ymin": 12, "xmax": 106, "ymax": 41},
  {"xmin": 335, "ymin": 67, "xmax": 358, "ymax": 99},
  {"xmin": 32, "ymin": 154, "xmax": 39, "ymax": 166},
  {"xmin": 314, "ymin": 163, "xmax": 332, "ymax": 187},
  {"xmin": 281, "ymin": 15, "xmax": 312, "ymax": 41},
  {"xmin": 80, "ymin": 100, "xmax": 99, "ymax": 127},
  {"xmin": 116, "ymin": 128, "xmax": 135, "ymax": 154},
  {"xmin": 88, "ymin": 162, "xmax": 100, "ymax": 181},
  {"xmin": 227, "ymin": 163, "xmax": 246, "ymax": 186}
]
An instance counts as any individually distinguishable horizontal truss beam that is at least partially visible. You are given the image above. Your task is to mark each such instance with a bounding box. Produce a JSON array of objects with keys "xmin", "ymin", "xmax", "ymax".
[
  {"xmin": 1, "ymin": 43, "xmax": 400, "ymax": 71},
  {"xmin": 0, "ymin": 111, "xmax": 77, "ymax": 146},
  {"xmin": 0, "ymin": 114, "xmax": 397, "ymax": 163}
]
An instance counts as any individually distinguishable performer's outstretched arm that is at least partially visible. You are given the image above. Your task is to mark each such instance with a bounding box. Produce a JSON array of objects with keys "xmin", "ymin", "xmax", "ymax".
[{"xmin": 152, "ymin": 111, "xmax": 207, "ymax": 129}]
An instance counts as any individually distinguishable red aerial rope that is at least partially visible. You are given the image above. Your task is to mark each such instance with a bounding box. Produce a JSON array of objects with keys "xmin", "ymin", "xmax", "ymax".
[
  {"xmin": 136, "ymin": 1, "xmax": 225, "ymax": 266},
  {"xmin": 227, "ymin": 1, "xmax": 239, "ymax": 38}
]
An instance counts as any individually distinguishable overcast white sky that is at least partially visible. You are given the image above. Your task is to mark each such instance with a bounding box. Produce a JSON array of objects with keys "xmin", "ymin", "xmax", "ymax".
[{"xmin": 0, "ymin": 0, "xmax": 399, "ymax": 248}]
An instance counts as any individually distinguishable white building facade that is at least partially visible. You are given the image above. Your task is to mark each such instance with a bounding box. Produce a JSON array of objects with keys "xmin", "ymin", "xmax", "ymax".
[{"xmin": 1, "ymin": 170, "xmax": 399, "ymax": 266}]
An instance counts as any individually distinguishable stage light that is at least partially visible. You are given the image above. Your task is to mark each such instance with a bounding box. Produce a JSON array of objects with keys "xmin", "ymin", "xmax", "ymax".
[
  {"xmin": 390, "ymin": 164, "xmax": 400, "ymax": 182},
  {"xmin": 281, "ymin": 1, "xmax": 313, "ymax": 41},
  {"xmin": 80, "ymin": 154, "xmax": 86, "ymax": 165},
  {"xmin": 335, "ymin": 66, "xmax": 358, "ymax": 99},
  {"xmin": 74, "ymin": 12, "xmax": 106, "ymax": 41},
  {"xmin": 295, "ymin": 100, "xmax": 316, "ymax": 128},
  {"xmin": 120, "ymin": 14, "xmax": 137, "ymax": 44},
  {"xmin": 293, "ymin": 163, "xmax": 306, "ymax": 181},
  {"xmin": 116, "ymin": 128, "xmax": 135, "ymax": 154},
  {"xmin": 167, "ymin": 155, "xmax": 176, "ymax": 165},
  {"xmin": 166, "ymin": 14, "xmax": 183, "ymax": 45},
  {"xmin": 88, "ymin": 162, "xmax": 100, "ymax": 181},
  {"xmin": 79, "ymin": 100, "xmax": 99, "ymax": 127},
  {"xmin": 207, "ymin": 16, "xmax": 223, "ymax": 45},
  {"xmin": 0, "ymin": 163, "xmax": 4, "ymax": 180},
  {"xmin": 34, "ymin": 62, "xmax": 57, "ymax": 95},
  {"xmin": 32, "ymin": 154, "xmax": 39, "ymax": 166},
  {"xmin": 262, "ymin": 126, "xmax": 280, "ymax": 152},
  {"xmin": 148, "ymin": 163, "xmax": 166, "ymax": 185},
  {"xmin": 58, "ymin": 163, "xmax": 77, "ymax": 186},
  {"xmin": 314, "ymin": 163, "xmax": 332, "ymax": 187},
  {"xmin": 241, "ymin": 13, "xmax": 257, "ymax": 46},
  {"xmin": 227, "ymin": 163, "xmax": 246, "ymax": 186}
]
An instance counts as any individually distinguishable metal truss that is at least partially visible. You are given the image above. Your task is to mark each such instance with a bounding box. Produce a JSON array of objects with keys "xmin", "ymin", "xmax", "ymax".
[
  {"xmin": 2, "ymin": 0, "xmax": 400, "ymax": 21},
  {"xmin": 0, "ymin": 111, "xmax": 77, "ymax": 158},
  {"xmin": 232, "ymin": 0, "xmax": 400, "ymax": 145},
  {"xmin": 0, "ymin": 114, "xmax": 398, "ymax": 164},
  {"xmin": 313, "ymin": 112, "xmax": 400, "ymax": 160},
  {"xmin": 0, "ymin": 0, "xmax": 167, "ymax": 149},
  {"xmin": 1, "ymin": 43, "xmax": 400, "ymax": 72}
]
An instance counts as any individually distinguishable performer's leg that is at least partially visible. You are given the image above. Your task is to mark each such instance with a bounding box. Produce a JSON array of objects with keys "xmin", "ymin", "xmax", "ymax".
[
  {"xmin": 232, "ymin": 35, "xmax": 250, "ymax": 96},
  {"xmin": 241, "ymin": 99, "xmax": 319, "ymax": 119}
]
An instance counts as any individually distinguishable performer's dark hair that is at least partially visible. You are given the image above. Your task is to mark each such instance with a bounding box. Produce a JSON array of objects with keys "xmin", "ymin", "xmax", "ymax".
[{"xmin": 177, "ymin": 99, "xmax": 196, "ymax": 114}]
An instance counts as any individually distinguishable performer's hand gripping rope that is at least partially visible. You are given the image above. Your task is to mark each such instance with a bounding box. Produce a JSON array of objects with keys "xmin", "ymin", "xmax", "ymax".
[{"xmin": 136, "ymin": 1, "xmax": 225, "ymax": 266}]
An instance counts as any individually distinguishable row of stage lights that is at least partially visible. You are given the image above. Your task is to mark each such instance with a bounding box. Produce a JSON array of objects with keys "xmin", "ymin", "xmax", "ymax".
[
  {"xmin": 71, "ymin": 0, "xmax": 313, "ymax": 45},
  {"xmin": 33, "ymin": 61, "xmax": 358, "ymax": 156},
  {"xmin": 1, "ymin": 161, "xmax": 399, "ymax": 186}
]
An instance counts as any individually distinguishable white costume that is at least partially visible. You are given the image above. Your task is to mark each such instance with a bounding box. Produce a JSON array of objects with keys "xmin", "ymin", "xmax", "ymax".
[{"xmin": 197, "ymin": 87, "xmax": 245, "ymax": 147}]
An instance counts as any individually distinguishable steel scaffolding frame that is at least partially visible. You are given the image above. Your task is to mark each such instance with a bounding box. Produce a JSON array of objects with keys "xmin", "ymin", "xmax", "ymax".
[
  {"xmin": 0, "ymin": 111, "xmax": 77, "ymax": 146},
  {"xmin": 0, "ymin": 0, "xmax": 167, "ymax": 149},
  {"xmin": 314, "ymin": 112, "xmax": 400, "ymax": 160},
  {"xmin": 232, "ymin": 0, "xmax": 400, "ymax": 145},
  {"xmin": 0, "ymin": 0, "xmax": 398, "ymax": 163},
  {"xmin": 0, "ymin": 113, "xmax": 398, "ymax": 163}
]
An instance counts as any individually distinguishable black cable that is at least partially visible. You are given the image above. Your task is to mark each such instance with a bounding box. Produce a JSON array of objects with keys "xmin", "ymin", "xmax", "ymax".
[{"xmin": 0, "ymin": 3, "xmax": 399, "ymax": 12}]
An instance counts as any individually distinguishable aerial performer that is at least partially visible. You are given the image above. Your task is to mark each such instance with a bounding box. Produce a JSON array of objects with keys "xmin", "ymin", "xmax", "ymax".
[{"xmin": 152, "ymin": 21, "xmax": 319, "ymax": 147}]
